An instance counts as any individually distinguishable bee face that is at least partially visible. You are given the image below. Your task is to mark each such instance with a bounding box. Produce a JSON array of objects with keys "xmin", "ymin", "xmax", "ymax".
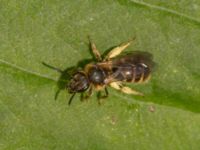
[{"xmin": 68, "ymin": 72, "xmax": 89, "ymax": 93}]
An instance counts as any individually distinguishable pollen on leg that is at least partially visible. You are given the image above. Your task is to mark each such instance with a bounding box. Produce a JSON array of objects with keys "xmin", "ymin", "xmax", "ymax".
[
  {"xmin": 104, "ymin": 38, "xmax": 136, "ymax": 60},
  {"xmin": 121, "ymin": 86, "xmax": 144, "ymax": 96},
  {"xmin": 109, "ymin": 82, "xmax": 144, "ymax": 96},
  {"xmin": 88, "ymin": 37, "xmax": 102, "ymax": 61}
]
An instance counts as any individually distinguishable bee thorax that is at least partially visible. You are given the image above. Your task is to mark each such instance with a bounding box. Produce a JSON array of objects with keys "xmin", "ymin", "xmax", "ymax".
[{"xmin": 88, "ymin": 66, "xmax": 106, "ymax": 85}]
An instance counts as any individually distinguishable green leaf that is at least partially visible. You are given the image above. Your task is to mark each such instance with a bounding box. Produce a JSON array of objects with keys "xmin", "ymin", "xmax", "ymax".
[{"xmin": 1, "ymin": 0, "xmax": 200, "ymax": 149}]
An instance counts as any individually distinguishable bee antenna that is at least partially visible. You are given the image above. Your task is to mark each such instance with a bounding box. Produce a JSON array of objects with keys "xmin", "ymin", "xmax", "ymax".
[
  {"xmin": 42, "ymin": 62, "xmax": 63, "ymax": 73},
  {"xmin": 68, "ymin": 93, "xmax": 76, "ymax": 105},
  {"xmin": 54, "ymin": 89, "xmax": 61, "ymax": 101}
]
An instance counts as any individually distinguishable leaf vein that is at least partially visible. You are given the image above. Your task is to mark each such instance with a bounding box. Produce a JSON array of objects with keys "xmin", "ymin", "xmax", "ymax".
[
  {"xmin": 130, "ymin": 0, "xmax": 200, "ymax": 25},
  {"xmin": 0, "ymin": 58, "xmax": 57, "ymax": 82}
]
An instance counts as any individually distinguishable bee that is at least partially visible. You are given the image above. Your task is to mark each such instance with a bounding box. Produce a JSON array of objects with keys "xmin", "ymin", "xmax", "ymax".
[{"xmin": 67, "ymin": 38, "xmax": 155, "ymax": 105}]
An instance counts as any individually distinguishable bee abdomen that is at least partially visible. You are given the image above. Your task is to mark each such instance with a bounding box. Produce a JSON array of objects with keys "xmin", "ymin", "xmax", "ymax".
[
  {"xmin": 112, "ymin": 63, "xmax": 151, "ymax": 83},
  {"xmin": 133, "ymin": 63, "xmax": 151, "ymax": 83}
]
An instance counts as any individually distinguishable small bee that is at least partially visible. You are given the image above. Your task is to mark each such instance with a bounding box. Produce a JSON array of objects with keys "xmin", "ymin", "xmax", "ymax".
[{"xmin": 67, "ymin": 38, "xmax": 155, "ymax": 105}]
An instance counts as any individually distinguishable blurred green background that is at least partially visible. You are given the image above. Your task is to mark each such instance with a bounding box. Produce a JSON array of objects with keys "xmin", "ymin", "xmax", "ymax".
[{"xmin": 0, "ymin": 0, "xmax": 200, "ymax": 149}]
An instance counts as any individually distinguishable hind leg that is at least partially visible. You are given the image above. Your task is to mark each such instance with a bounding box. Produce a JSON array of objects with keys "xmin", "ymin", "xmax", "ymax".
[
  {"xmin": 104, "ymin": 37, "xmax": 136, "ymax": 60},
  {"xmin": 109, "ymin": 82, "xmax": 144, "ymax": 96},
  {"xmin": 88, "ymin": 36, "xmax": 102, "ymax": 61}
]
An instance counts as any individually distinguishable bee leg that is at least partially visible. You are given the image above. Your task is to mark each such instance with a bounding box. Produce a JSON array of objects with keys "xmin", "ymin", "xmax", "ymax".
[
  {"xmin": 97, "ymin": 88, "xmax": 109, "ymax": 105},
  {"xmin": 81, "ymin": 87, "xmax": 93, "ymax": 102},
  {"xmin": 97, "ymin": 92, "xmax": 104, "ymax": 105},
  {"xmin": 88, "ymin": 36, "xmax": 102, "ymax": 61},
  {"xmin": 68, "ymin": 93, "xmax": 76, "ymax": 105},
  {"xmin": 104, "ymin": 37, "xmax": 136, "ymax": 60},
  {"xmin": 104, "ymin": 87, "xmax": 109, "ymax": 97},
  {"xmin": 85, "ymin": 87, "xmax": 93, "ymax": 99},
  {"xmin": 98, "ymin": 88, "xmax": 109, "ymax": 99},
  {"xmin": 109, "ymin": 82, "xmax": 144, "ymax": 96}
]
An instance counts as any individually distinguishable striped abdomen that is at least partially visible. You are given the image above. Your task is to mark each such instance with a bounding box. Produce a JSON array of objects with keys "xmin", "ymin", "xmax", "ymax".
[
  {"xmin": 112, "ymin": 63, "xmax": 151, "ymax": 83},
  {"xmin": 111, "ymin": 52, "xmax": 154, "ymax": 83}
]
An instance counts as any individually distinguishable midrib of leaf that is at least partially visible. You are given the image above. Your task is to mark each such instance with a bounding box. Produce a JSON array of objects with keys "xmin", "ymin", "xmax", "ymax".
[
  {"xmin": 1, "ymin": 56, "xmax": 199, "ymax": 114},
  {"xmin": 118, "ymin": 0, "xmax": 200, "ymax": 26},
  {"xmin": 0, "ymin": 58, "xmax": 56, "ymax": 82}
]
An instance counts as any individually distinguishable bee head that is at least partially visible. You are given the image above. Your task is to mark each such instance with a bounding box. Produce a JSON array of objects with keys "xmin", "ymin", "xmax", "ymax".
[{"xmin": 68, "ymin": 71, "xmax": 89, "ymax": 93}]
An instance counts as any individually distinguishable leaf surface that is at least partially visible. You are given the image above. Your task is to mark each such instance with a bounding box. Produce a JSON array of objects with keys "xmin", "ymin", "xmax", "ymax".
[{"xmin": 0, "ymin": 0, "xmax": 200, "ymax": 149}]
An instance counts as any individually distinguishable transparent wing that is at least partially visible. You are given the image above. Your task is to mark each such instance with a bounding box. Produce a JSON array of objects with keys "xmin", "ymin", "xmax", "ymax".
[{"xmin": 112, "ymin": 51, "xmax": 155, "ymax": 69}]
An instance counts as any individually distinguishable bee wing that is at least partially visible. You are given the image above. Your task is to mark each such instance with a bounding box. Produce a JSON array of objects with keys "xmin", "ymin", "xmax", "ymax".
[
  {"xmin": 98, "ymin": 51, "xmax": 155, "ymax": 84},
  {"xmin": 112, "ymin": 51, "xmax": 155, "ymax": 69}
]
